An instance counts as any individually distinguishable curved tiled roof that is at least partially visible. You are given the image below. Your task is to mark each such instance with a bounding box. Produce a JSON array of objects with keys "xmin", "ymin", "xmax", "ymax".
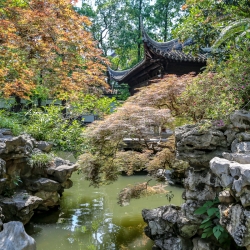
[
  {"xmin": 143, "ymin": 31, "xmax": 207, "ymax": 63},
  {"xmin": 108, "ymin": 30, "xmax": 207, "ymax": 83},
  {"xmin": 108, "ymin": 58, "xmax": 148, "ymax": 83}
]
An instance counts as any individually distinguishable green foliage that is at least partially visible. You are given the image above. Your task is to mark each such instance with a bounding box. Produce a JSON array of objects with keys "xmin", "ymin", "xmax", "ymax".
[
  {"xmin": 0, "ymin": 110, "xmax": 23, "ymax": 135},
  {"xmin": 194, "ymin": 198, "xmax": 230, "ymax": 245},
  {"xmin": 146, "ymin": 0, "xmax": 184, "ymax": 42},
  {"xmin": 12, "ymin": 174, "xmax": 22, "ymax": 186},
  {"xmin": 112, "ymin": 83, "xmax": 130, "ymax": 101},
  {"xmin": 180, "ymin": 44, "xmax": 250, "ymax": 121},
  {"xmin": 166, "ymin": 190, "xmax": 174, "ymax": 202},
  {"xmin": 29, "ymin": 152, "xmax": 54, "ymax": 168},
  {"xmin": 69, "ymin": 93, "xmax": 117, "ymax": 119},
  {"xmin": 30, "ymin": 85, "xmax": 50, "ymax": 101},
  {"xmin": 173, "ymin": 0, "xmax": 250, "ymax": 55},
  {"xmin": 24, "ymin": 106, "xmax": 85, "ymax": 154},
  {"xmin": 212, "ymin": 18, "xmax": 250, "ymax": 49},
  {"xmin": 2, "ymin": 187, "xmax": 15, "ymax": 197},
  {"xmin": 77, "ymin": 0, "xmax": 184, "ymax": 69}
]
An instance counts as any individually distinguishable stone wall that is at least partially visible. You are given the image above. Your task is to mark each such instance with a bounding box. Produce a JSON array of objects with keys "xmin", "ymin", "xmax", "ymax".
[
  {"xmin": 142, "ymin": 110, "xmax": 250, "ymax": 250},
  {"xmin": 0, "ymin": 129, "xmax": 77, "ymax": 226}
]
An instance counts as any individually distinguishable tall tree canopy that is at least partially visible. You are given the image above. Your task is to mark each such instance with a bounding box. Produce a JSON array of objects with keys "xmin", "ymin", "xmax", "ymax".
[
  {"xmin": 77, "ymin": 0, "xmax": 184, "ymax": 69},
  {"xmin": 170, "ymin": 0, "xmax": 250, "ymax": 120},
  {"xmin": 0, "ymin": 0, "xmax": 108, "ymax": 100},
  {"xmin": 173, "ymin": 0, "xmax": 250, "ymax": 54}
]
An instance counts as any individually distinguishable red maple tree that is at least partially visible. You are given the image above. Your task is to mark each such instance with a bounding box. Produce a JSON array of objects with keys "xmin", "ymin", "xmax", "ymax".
[{"xmin": 0, "ymin": 0, "xmax": 109, "ymax": 100}]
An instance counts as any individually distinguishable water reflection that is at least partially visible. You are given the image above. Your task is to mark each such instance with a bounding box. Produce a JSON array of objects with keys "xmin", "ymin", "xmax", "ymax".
[{"xmin": 28, "ymin": 158, "xmax": 184, "ymax": 250}]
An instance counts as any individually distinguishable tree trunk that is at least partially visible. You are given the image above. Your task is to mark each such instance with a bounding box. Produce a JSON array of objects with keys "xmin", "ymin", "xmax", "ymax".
[
  {"xmin": 37, "ymin": 98, "xmax": 42, "ymax": 107},
  {"xmin": 61, "ymin": 99, "xmax": 67, "ymax": 118},
  {"xmin": 164, "ymin": 3, "xmax": 169, "ymax": 42},
  {"xmin": 13, "ymin": 96, "xmax": 22, "ymax": 112},
  {"xmin": 137, "ymin": 0, "xmax": 142, "ymax": 62}
]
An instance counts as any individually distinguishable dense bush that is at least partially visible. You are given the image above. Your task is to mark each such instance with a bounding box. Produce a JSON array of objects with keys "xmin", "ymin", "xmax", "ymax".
[
  {"xmin": 0, "ymin": 110, "xmax": 23, "ymax": 135},
  {"xmin": 180, "ymin": 45, "xmax": 250, "ymax": 122},
  {"xmin": 24, "ymin": 106, "xmax": 85, "ymax": 155}
]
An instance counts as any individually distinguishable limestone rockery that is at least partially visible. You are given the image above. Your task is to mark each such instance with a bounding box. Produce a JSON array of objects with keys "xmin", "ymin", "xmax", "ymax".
[
  {"xmin": 142, "ymin": 110, "xmax": 250, "ymax": 250},
  {"xmin": 0, "ymin": 128, "xmax": 77, "ymax": 247}
]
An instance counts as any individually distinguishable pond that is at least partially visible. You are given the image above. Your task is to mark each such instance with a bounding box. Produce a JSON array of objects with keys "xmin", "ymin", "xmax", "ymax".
[{"xmin": 27, "ymin": 153, "xmax": 184, "ymax": 250}]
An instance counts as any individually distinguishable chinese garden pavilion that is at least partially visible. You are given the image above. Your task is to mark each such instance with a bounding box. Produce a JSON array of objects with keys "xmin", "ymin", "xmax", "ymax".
[{"xmin": 108, "ymin": 29, "xmax": 207, "ymax": 94}]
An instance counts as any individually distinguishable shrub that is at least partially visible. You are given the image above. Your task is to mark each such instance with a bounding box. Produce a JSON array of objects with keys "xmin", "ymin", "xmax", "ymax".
[
  {"xmin": 29, "ymin": 152, "xmax": 54, "ymax": 168},
  {"xmin": 24, "ymin": 106, "xmax": 85, "ymax": 155},
  {"xmin": 0, "ymin": 110, "xmax": 23, "ymax": 135}
]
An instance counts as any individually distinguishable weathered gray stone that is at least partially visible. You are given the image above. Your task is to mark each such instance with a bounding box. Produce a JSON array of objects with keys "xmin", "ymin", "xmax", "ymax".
[
  {"xmin": 0, "ymin": 158, "xmax": 6, "ymax": 176},
  {"xmin": 184, "ymin": 169, "xmax": 221, "ymax": 201},
  {"xmin": 144, "ymin": 111, "xmax": 250, "ymax": 250},
  {"xmin": 61, "ymin": 179, "xmax": 73, "ymax": 189},
  {"xmin": 0, "ymin": 192, "xmax": 43, "ymax": 224},
  {"xmin": 177, "ymin": 215, "xmax": 200, "ymax": 238},
  {"xmin": 0, "ymin": 221, "xmax": 36, "ymax": 250},
  {"xmin": 239, "ymin": 188, "xmax": 250, "ymax": 207},
  {"xmin": 35, "ymin": 141, "xmax": 53, "ymax": 153},
  {"xmin": 25, "ymin": 178, "xmax": 61, "ymax": 192},
  {"xmin": 47, "ymin": 164, "xmax": 78, "ymax": 183},
  {"xmin": 176, "ymin": 124, "xmax": 229, "ymax": 168},
  {"xmin": 155, "ymin": 237, "xmax": 182, "ymax": 250},
  {"xmin": 220, "ymin": 204, "xmax": 250, "ymax": 247},
  {"xmin": 224, "ymin": 129, "xmax": 238, "ymax": 146},
  {"xmin": 142, "ymin": 206, "xmax": 178, "ymax": 238},
  {"xmin": 218, "ymin": 190, "xmax": 235, "ymax": 204},
  {"xmin": 192, "ymin": 238, "xmax": 217, "ymax": 250},
  {"xmin": 230, "ymin": 110, "xmax": 250, "ymax": 129},
  {"xmin": 0, "ymin": 178, "xmax": 7, "ymax": 195},
  {"xmin": 0, "ymin": 135, "xmax": 34, "ymax": 161},
  {"xmin": 233, "ymin": 142, "xmax": 250, "ymax": 154},
  {"xmin": 54, "ymin": 157, "xmax": 72, "ymax": 167},
  {"xmin": 236, "ymin": 132, "xmax": 250, "ymax": 141},
  {"xmin": 223, "ymin": 152, "xmax": 250, "ymax": 164},
  {"xmin": 210, "ymin": 157, "xmax": 233, "ymax": 188},
  {"xmin": 34, "ymin": 191, "xmax": 60, "ymax": 209}
]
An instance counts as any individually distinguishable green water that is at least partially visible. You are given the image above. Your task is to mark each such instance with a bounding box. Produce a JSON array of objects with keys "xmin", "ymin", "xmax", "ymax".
[{"xmin": 28, "ymin": 154, "xmax": 184, "ymax": 250}]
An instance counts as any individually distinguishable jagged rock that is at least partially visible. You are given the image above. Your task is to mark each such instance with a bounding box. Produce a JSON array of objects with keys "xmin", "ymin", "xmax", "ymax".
[
  {"xmin": 176, "ymin": 125, "xmax": 228, "ymax": 168},
  {"xmin": 61, "ymin": 179, "xmax": 73, "ymax": 189},
  {"xmin": 177, "ymin": 217, "xmax": 200, "ymax": 238},
  {"xmin": 35, "ymin": 141, "xmax": 53, "ymax": 153},
  {"xmin": 54, "ymin": 157, "xmax": 72, "ymax": 167},
  {"xmin": 0, "ymin": 192, "xmax": 43, "ymax": 224},
  {"xmin": 180, "ymin": 200, "xmax": 201, "ymax": 222},
  {"xmin": 0, "ymin": 158, "xmax": 6, "ymax": 176},
  {"xmin": 232, "ymin": 142, "xmax": 250, "ymax": 154},
  {"xmin": 230, "ymin": 110, "xmax": 250, "ymax": 130},
  {"xmin": 224, "ymin": 128, "xmax": 238, "ymax": 146},
  {"xmin": 0, "ymin": 207, "xmax": 4, "ymax": 231},
  {"xmin": 144, "ymin": 111, "xmax": 250, "ymax": 250},
  {"xmin": 142, "ymin": 206, "xmax": 178, "ymax": 238},
  {"xmin": 223, "ymin": 152, "xmax": 250, "ymax": 164},
  {"xmin": 220, "ymin": 204, "xmax": 250, "ymax": 247},
  {"xmin": 24, "ymin": 178, "xmax": 61, "ymax": 192},
  {"xmin": 0, "ymin": 135, "xmax": 34, "ymax": 161},
  {"xmin": 236, "ymin": 132, "xmax": 250, "ymax": 141},
  {"xmin": 0, "ymin": 131, "xmax": 77, "ymax": 225},
  {"xmin": 192, "ymin": 238, "xmax": 217, "ymax": 250},
  {"xmin": 34, "ymin": 191, "xmax": 60, "ymax": 210},
  {"xmin": 0, "ymin": 221, "xmax": 36, "ymax": 250},
  {"xmin": 0, "ymin": 128, "xmax": 12, "ymax": 136},
  {"xmin": 209, "ymin": 157, "xmax": 234, "ymax": 188},
  {"xmin": 0, "ymin": 178, "xmax": 7, "ymax": 194},
  {"xmin": 154, "ymin": 237, "xmax": 192, "ymax": 250},
  {"xmin": 47, "ymin": 164, "xmax": 78, "ymax": 183},
  {"xmin": 210, "ymin": 157, "xmax": 250, "ymax": 206},
  {"xmin": 219, "ymin": 190, "xmax": 235, "ymax": 204},
  {"xmin": 184, "ymin": 169, "xmax": 221, "ymax": 201}
]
